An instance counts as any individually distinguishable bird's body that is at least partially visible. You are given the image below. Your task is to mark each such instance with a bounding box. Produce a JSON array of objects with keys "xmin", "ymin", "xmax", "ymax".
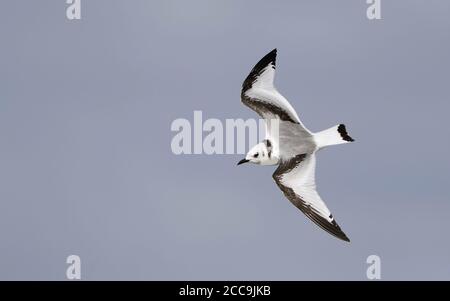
[{"xmin": 238, "ymin": 49, "xmax": 354, "ymax": 242}]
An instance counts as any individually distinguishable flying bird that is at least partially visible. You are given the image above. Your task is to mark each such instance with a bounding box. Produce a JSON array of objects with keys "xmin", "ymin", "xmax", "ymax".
[{"xmin": 238, "ymin": 49, "xmax": 354, "ymax": 242}]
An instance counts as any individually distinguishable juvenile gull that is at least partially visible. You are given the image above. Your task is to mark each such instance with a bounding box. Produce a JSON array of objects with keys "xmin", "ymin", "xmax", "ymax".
[{"xmin": 238, "ymin": 49, "xmax": 354, "ymax": 242}]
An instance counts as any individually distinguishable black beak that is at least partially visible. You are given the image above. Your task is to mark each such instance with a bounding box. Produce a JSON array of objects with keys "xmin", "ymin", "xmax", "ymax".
[{"xmin": 237, "ymin": 159, "xmax": 249, "ymax": 166}]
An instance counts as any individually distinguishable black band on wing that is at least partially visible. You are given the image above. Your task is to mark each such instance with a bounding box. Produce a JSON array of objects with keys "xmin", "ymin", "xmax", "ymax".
[
  {"xmin": 242, "ymin": 96, "xmax": 299, "ymax": 124},
  {"xmin": 241, "ymin": 49, "xmax": 300, "ymax": 124},
  {"xmin": 273, "ymin": 154, "xmax": 350, "ymax": 242}
]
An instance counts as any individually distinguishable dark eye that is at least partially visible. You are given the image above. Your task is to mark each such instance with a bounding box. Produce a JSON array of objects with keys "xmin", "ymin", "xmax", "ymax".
[{"xmin": 253, "ymin": 153, "xmax": 259, "ymax": 158}]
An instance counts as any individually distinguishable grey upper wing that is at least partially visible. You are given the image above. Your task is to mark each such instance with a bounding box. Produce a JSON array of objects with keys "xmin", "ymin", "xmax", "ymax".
[
  {"xmin": 272, "ymin": 153, "xmax": 350, "ymax": 242},
  {"xmin": 240, "ymin": 49, "xmax": 315, "ymax": 159},
  {"xmin": 240, "ymin": 49, "xmax": 312, "ymax": 135}
]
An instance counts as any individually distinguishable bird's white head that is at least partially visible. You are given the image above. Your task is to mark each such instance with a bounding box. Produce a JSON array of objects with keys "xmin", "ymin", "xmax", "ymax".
[{"xmin": 237, "ymin": 141, "xmax": 277, "ymax": 166}]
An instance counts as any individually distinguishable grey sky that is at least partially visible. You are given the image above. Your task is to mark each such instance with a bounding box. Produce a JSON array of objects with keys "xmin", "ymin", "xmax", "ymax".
[{"xmin": 1, "ymin": 0, "xmax": 450, "ymax": 280}]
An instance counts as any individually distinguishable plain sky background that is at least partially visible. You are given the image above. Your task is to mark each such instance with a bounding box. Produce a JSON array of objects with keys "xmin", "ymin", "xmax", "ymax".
[{"xmin": 1, "ymin": 0, "xmax": 449, "ymax": 280}]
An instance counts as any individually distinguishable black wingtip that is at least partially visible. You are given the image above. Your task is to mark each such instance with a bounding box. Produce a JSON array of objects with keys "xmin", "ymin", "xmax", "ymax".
[
  {"xmin": 338, "ymin": 124, "xmax": 354, "ymax": 142},
  {"xmin": 335, "ymin": 229, "xmax": 350, "ymax": 242},
  {"xmin": 330, "ymin": 219, "xmax": 351, "ymax": 242},
  {"xmin": 251, "ymin": 48, "xmax": 277, "ymax": 74},
  {"xmin": 242, "ymin": 49, "xmax": 278, "ymax": 91},
  {"xmin": 262, "ymin": 48, "xmax": 277, "ymax": 68}
]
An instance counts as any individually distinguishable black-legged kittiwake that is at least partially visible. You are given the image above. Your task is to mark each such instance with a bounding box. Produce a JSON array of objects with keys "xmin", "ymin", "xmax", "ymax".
[{"xmin": 238, "ymin": 49, "xmax": 354, "ymax": 242}]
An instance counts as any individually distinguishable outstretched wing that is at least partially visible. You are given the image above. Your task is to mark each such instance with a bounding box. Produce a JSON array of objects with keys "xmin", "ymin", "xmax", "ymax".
[
  {"xmin": 241, "ymin": 49, "xmax": 315, "ymax": 159},
  {"xmin": 241, "ymin": 49, "xmax": 312, "ymax": 135},
  {"xmin": 272, "ymin": 153, "xmax": 350, "ymax": 242}
]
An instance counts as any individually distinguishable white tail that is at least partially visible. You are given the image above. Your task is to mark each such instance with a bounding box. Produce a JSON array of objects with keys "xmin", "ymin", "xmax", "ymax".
[{"xmin": 314, "ymin": 124, "xmax": 354, "ymax": 150}]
